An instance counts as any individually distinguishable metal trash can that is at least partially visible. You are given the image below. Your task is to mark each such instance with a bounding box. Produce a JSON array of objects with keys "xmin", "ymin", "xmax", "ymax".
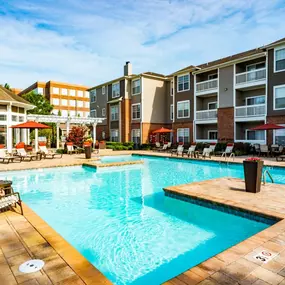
[{"xmin": 84, "ymin": 145, "xmax": 92, "ymax": 159}]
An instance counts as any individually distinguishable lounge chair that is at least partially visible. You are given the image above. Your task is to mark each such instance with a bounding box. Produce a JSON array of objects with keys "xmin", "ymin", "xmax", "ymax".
[
  {"xmin": 0, "ymin": 149, "xmax": 17, "ymax": 164},
  {"xmin": 221, "ymin": 143, "xmax": 234, "ymax": 158},
  {"xmin": 39, "ymin": 144, "xmax": 62, "ymax": 159},
  {"xmin": 199, "ymin": 148, "xmax": 212, "ymax": 159},
  {"xmin": 182, "ymin": 144, "xmax": 196, "ymax": 157},
  {"xmin": 157, "ymin": 143, "xmax": 168, "ymax": 152},
  {"xmin": 66, "ymin": 144, "xmax": 78, "ymax": 155},
  {"xmin": 276, "ymin": 155, "xmax": 285, "ymax": 162},
  {"xmin": 0, "ymin": 191, "xmax": 23, "ymax": 215},
  {"xmin": 16, "ymin": 148, "xmax": 37, "ymax": 161},
  {"xmin": 260, "ymin": 145, "xmax": 270, "ymax": 157},
  {"xmin": 171, "ymin": 144, "xmax": 184, "ymax": 156},
  {"xmin": 209, "ymin": 143, "xmax": 217, "ymax": 154}
]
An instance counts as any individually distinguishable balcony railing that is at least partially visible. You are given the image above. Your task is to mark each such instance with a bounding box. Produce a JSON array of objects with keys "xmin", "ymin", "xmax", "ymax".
[
  {"xmin": 196, "ymin": 109, "xmax": 217, "ymax": 120},
  {"xmin": 196, "ymin": 79, "xmax": 218, "ymax": 93},
  {"xmin": 235, "ymin": 68, "xmax": 266, "ymax": 85},
  {"xmin": 235, "ymin": 104, "xmax": 266, "ymax": 118}
]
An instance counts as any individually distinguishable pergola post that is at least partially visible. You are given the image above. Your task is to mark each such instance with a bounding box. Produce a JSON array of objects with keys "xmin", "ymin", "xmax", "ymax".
[
  {"xmin": 56, "ymin": 123, "xmax": 60, "ymax": 149},
  {"xmin": 27, "ymin": 129, "xmax": 30, "ymax": 145},
  {"xmin": 93, "ymin": 123, "xmax": 97, "ymax": 145},
  {"xmin": 66, "ymin": 120, "xmax": 70, "ymax": 137},
  {"xmin": 35, "ymin": 128, "xmax": 39, "ymax": 152}
]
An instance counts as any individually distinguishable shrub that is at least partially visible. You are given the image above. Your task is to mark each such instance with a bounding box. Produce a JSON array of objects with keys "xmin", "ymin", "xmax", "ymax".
[
  {"xmin": 56, "ymin": 148, "xmax": 67, "ymax": 154},
  {"xmin": 105, "ymin": 141, "xmax": 134, "ymax": 151},
  {"xmin": 66, "ymin": 126, "xmax": 88, "ymax": 146},
  {"xmin": 141, "ymin": 143, "xmax": 152, "ymax": 150}
]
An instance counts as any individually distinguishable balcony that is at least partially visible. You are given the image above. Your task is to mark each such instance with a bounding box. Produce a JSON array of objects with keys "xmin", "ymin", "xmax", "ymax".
[
  {"xmin": 196, "ymin": 109, "xmax": 217, "ymax": 122},
  {"xmin": 235, "ymin": 104, "xmax": 266, "ymax": 121},
  {"xmin": 196, "ymin": 79, "xmax": 218, "ymax": 95},
  {"xmin": 235, "ymin": 68, "xmax": 266, "ymax": 89}
]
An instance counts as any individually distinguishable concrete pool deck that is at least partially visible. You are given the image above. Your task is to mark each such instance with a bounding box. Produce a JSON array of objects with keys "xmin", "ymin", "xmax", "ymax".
[{"xmin": 0, "ymin": 151, "xmax": 285, "ymax": 285}]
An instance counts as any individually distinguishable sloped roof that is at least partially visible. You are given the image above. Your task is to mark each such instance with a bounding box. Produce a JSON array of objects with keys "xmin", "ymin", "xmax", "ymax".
[{"xmin": 0, "ymin": 85, "xmax": 34, "ymax": 106}]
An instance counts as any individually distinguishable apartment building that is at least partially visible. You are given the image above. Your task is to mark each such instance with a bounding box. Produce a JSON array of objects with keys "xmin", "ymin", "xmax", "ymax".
[
  {"xmin": 18, "ymin": 81, "xmax": 90, "ymax": 118},
  {"xmin": 89, "ymin": 62, "xmax": 171, "ymax": 143},
  {"xmin": 90, "ymin": 37, "xmax": 285, "ymax": 146}
]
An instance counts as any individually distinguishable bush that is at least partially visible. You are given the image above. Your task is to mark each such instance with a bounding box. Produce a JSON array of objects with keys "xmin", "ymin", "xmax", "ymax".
[
  {"xmin": 141, "ymin": 143, "xmax": 152, "ymax": 150},
  {"xmin": 233, "ymin": 142, "xmax": 251, "ymax": 156},
  {"xmin": 56, "ymin": 148, "xmax": 67, "ymax": 154},
  {"xmin": 106, "ymin": 141, "xmax": 134, "ymax": 151}
]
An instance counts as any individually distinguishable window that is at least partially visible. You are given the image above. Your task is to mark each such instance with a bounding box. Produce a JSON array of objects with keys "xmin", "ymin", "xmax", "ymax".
[
  {"xmin": 131, "ymin": 129, "xmax": 141, "ymax": 144},
  {"xmin": 62, "ymin": 110, "xmax": 68, "ymax": 117},
  {"xmin": 170, "ymin": 80, "xmax": 173, "ymax": 96},
  {"xmin": 177, "ymin": 100, "xmax": 190, "ymax": 118},
  {"xmin": 170, "ymin": 104, "xmax": 174, "ymax": 120},
  {"xmin": 61, "ymin": 88, "xmax": 68, "ymax": 95},
  {"xmin": 52, "ymin": 98, "xmax": 59, "ymax": 105},
  {"xmin": 52, "ymin": 87, "xmax": 59, "ymax": 94},
  {"xmin": 0, "ymin": 125, "xmax": 7, "ymax": 146},
  {"xmin": 132, "ymin": 104, "xmax": 141, "ymax": 120},
  {"xmin": 208, "ymin": 130, "xmax": 218, "ymax": 140},
  {"xmin": 208, "ymin": 102, "xmax": 217, "ymax": 110},
  {"xmin": 12, "ymin": 115, "xmax": 17, "ymax": 122},
  {"xmin": 132, "ymin": 79, "xmax": 141, "ymax": 95},
  {"xmin": 208, "ymin": 74, "xmax": 218, "ymax": 80},
  {"xmin": 110, "ymin": 129, "xmax": 119, "ymax": 142},
  {"xmin": 61, "ymin": 99, "xmax": 67, "ymax": 106},
  {"xmin": 177, "ymin": 74, "xmax": 190, "ymax": 92},
  {"xmin": 111, "ymin": 105, "xmax": 119, "ymax": 121},
  {"xmin": 112, "ymin": 82, "xmax": 120, "ymax": 98},
  {"xmin": 78, "ymin": 91, "xmax": 83, "ymax": 97},
  {"xmin": 274, "ymin": 85, "xmax": 285, "ymax": 110},
  {"xmin": 274, "ymin": 125, "xmax": 285, "ymax": 145},
  {"xmin": 85, "ymin": 102, "xmax": 89, "ymax": 108},
  {"xmin": 102, "ymin": 86, "xmax": 105, "ymax": 95},
  {"xmin": 246, "ymin": 130, "xmax": 265, "ymax": 141},
  {"xmin": 77, "ymin": 101, "xmax": 83, "ymax": 108},
  {"xmin": 37, "ymin": 87, "xmax": 44, "ymax": 95},
  {"xmin": 69, "ymin": 111, "xmax": 76, "ymax": 117},
  {"xmin": 275, "ymin": 46, "xmax": 285, "ymax": 72},
  {"xmin": 90, "ymin": 110, "xmax": 97, "ymax": 118},
  {"xmin": 85, "ymin": 112, "xmax": 90, "ymax": 117},
  {"xmin": 246, "ymin": 96, "xmax": 266, "ymax": 106},
  {"xmin": 246, "ymin": 62, "xmax": 265, "ymax": 72},
  {"xmin": 84, "ymin": 91, "xmax": 89, "ymax": 98},
  {"xmin": 69, "ymin": 100, "xmax": 76, "ymax": 107},
  {"xmin": 0, "ymin": 115, "xmax": 7, "ymax": 121},
  {"xmin": 90, "ymin": 90, "xmax": 96, "ymax": 103},
  {"xmin": 177, "ymin": 128, "xmax": 189, "ymax": 143},
  {"xmin": 0, "ymin": 105, "xmax": 7, "ymax": 111},
  {"xmin": 77, "ymin": 111, "xmax": 83, "ymax": 117},
  {"xmin": 70, "ymin": 89, "xmax": 75, "ymax": 96},
  {"xmin": 19, "ymin": 116, "xmax": 24, "ymax": 122},
  {"xmin": 102, "ymin": 108, "xmax": 106, "ymax": 117}
]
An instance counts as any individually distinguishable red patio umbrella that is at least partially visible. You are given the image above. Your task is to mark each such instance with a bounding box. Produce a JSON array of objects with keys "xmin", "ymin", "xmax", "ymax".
[
  {"xmin": 250, "ymin": 123, "xmax": 285, "ymax": 131},
  {"xmin": 11, "ymin": 121, "xmax": 50, "ymax": 152},
  {"xmin": 11, "ymin": 121, "xmax": 50, "ymax": 129},
  {"xmin": 152, "ymin": 127, "xmax": 173, "ymax": 133}
]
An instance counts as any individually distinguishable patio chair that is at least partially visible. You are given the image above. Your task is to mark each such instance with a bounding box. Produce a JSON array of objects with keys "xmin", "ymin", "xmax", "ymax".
[
  {"xmin": 260, "ymin": 145, "xmax": 270, "ymax": 157},
  {"xmin": 171, "ymin": 144, "xmax": 184, "ymax": 156},
  {"xmin": 276, "ymin": 155, "xmax": 285, "ymax": 162},
  {"xmin": 209, "ymin": 143, "xmax": 217, "ymax": 154},
  {"xmin": 271, "ymin": 145, "xmax": 283, "ymax": 157},
  {"xmin": 253, "ymin": 144, "xmax": 261, "ymax": 156},
  {"xmin": 157, "ymin": 143, "xmax": 168, "ymax": 152},
  {"xmin": 0, "ymin": 190, "xmax": 23, "ymax": 215},
  {"xmin": 16, "ymin": 148, "xmax": 37, "ymax": 161},
  {"xmin": 200, "ymin": 148, "xmax": 212, "ymax": 159},
  {"xmin": 221, "ymin": 143, "xmax": 234, "ymax": 158},
  {"xmin": 182, "ymin": 144, "xmax": 196, "ymax": 157},
  {"xmin": 0, "ymin": 149, "xmax": 16, "ymax": 164},
  {"xmin": 66, "ymin": 144, "xmax": 78, "ymax": 155},
  {"xmin": 39, "ymin": 143, "xmax": 62, "ymax": 159}
]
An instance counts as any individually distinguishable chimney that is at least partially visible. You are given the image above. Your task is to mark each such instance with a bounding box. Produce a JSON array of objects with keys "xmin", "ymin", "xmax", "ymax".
[{"xmin": 124, "ymin": 61, "xmax": 132, "ymax": 76}]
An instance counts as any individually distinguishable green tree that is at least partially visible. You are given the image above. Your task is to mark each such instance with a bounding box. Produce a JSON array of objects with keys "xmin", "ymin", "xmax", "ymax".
[
  {"xmin": 3, "ymin": 83, "xmax": 11, "ymax": 90},
  {"xmin": 58, "ymin": 110, "xmax": 62, "ymax": 116},
  {"xmin": 22, "ymin": 91, "xmax": 53, "ymax": 115}
]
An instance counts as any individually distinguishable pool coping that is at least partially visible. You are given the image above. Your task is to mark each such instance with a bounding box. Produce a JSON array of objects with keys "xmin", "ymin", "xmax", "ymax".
[
  {"xmin": 83, "ymin": 160, "xmax": 144, "ymax": 169},
  {"xmin": 21, "ymin": 203, "xmax": 112, "ymax": 285}
]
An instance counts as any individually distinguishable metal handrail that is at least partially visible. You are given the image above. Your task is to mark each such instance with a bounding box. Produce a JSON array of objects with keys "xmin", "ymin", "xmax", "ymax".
[{"xmin": 262, "ymin": 170, "xmax": 274, "ymax": 185}]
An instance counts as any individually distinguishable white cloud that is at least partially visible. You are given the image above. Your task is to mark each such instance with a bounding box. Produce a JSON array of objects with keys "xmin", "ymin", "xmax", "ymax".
[{"xmin": 0, "ymin": 0, "xmax": 284, "ymax": 88}]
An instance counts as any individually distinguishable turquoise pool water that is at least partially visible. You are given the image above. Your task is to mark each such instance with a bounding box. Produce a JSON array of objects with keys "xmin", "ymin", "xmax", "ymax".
[
  {"xmin": 100, "ymin": 155, "xmax": 141, "ymax": 163},
  {"xmin": 1, "ymin": 156, "xmax": 284, "ymax": 285}
]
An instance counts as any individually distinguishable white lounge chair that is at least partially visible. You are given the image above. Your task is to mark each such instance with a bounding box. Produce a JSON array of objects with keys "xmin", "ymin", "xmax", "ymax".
[
  {"xmin": 157, "ymin": 143, "xmax": 168, "ymax": 152},
  {"xmin": 16, "ymin": 148, "xmax": 37, "ymax": 161},
  {"xmin": 39, "ymin": 144, "xmax": 62, "ymax": 159},
  {"xmin": 66, "ymin": 144, "xmax": 78, "ymax": 155},
  {"xmin": 0, "ymin": 192, "xmax": 23, "ymax": 215},
  {"xmin": 0, "ymin": 149, "xmax": 16, "ymax": 164},
  {"xmin": 182, "ymin": 144, "xmax": 196, "ymax": 157},
  {"xmin": 201, "ymin": 148, "xmax": 212, "ymax": 159},
  {"xmin": 171, "ymin": 144, "xmax": 184, "ymax": 156},
  {"xmin": 221, "ymin": 144, "xmax": 234, "ymax": 158},
  {"xmin": 260, "ymin": 145, "xmax": 270, "ymax": 157}
]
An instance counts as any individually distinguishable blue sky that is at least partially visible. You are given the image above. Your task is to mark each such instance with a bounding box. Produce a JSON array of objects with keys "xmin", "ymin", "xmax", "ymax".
[{"xmin": 0, "ymin": 0, "xmax": 285, "ymax": 88}]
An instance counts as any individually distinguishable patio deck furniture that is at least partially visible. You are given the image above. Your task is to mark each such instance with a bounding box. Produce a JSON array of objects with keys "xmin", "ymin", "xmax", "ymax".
[
  {"xmin": 182, "ymin": 144, "xmax": 196, "ymax": 157},
  {"xmin": 260, "ymin": 145, "xmax": 270, "ymax": 157},
  {"xmin": 276, "ymin": 155, "xmax": 285, "ymax": 162},
  {"xmin": 221, "ymin": 144, "xmax": 234, "ymax": 158},
  {"xmin": 0, "ymin": 192, "xmax": 23, "ymax": 215},
  {"xmin": 16, "ymin": 148, "xmax": 38, "ymax": 161},
  {"xmin": 0, "ymin": 149, "xmax": 17, "ymax": 164},
  {"xmin": 171, "ymin": 144, "xmax": 184, "ymax": 156},
  {"xmin": 39, "ymin": 144, "xmax": 63, "ymax": 159}
]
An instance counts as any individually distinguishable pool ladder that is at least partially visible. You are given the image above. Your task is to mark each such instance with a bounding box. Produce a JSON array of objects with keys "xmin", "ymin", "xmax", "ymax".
[{"xmin": 262, "ymin": 170, "xmax": 274, "ymax": 185}]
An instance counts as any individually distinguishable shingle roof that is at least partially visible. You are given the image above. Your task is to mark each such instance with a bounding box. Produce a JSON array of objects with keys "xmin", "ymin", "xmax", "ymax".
[{"xmin": 0, "ymin": 85, "xmax": 33, "ymax": 106}]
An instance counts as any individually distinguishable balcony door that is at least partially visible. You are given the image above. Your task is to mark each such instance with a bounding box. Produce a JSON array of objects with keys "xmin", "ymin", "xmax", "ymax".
[{"xmin": 246, "ymin": 62, "xmax": 265, "ymax": 81}]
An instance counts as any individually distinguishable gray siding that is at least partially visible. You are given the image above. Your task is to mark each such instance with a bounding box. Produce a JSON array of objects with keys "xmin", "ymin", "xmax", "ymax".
[
  {"xmin": 90, "ymin": 86, "xmax": 107, "ymax": 125},
  {"xmin": 196, "ymin": 95, "xmax": 217, "ymax": 111},
  {"xmin": 219, "ymin": 65, "xmax": 234, "ymax": 108},
  {"xmin": 267, "ymin": 48, "xmax": 285, "ymax": 117}
]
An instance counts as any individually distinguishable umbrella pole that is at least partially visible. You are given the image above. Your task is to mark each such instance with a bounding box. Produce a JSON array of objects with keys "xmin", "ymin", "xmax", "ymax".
[{"xmin": 35, "ymin": 128, "xmax": 39, "ymax": 152}]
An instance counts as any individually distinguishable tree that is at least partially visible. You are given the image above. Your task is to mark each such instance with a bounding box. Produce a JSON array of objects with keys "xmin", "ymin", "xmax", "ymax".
[
  {"xmin": 58, "ymin": 110, "xmax": 62, "ymax": 116},
  {"xmin": 66, "ymin": 126, "xmax": 88, "ymax": 146},
  {"xmin": 22, "ymin": 91, "xmax": 53, "ymax": 115},
  {"xmin": 3, "ymin": 83, "xmax": 11, "ymax": 91}
]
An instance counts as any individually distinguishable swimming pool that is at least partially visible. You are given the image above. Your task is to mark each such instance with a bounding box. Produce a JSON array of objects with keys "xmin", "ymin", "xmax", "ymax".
[
  {"xmin": 99, "ymin": 155, "xmax": 142, "ymax": 163},
  {"xmin": 1, "ymin": 156, "xmax": 284, "ymax": 285}
]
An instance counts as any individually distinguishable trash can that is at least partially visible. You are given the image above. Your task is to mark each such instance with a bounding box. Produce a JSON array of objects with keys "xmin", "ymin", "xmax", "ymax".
[{"xmin": 84, "ymin": 145, "xmax": 92, "ymax": 159}]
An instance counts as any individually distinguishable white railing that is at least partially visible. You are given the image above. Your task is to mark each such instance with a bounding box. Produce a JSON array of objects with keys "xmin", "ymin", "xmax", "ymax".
[
  {"xmin": 196, "ymin": 109, "xmax": 217, "ymax": 120},
  {"xmin": 236, "ymin": 68, "xmax": 266, "ymax": 85},
  {"xmin": 235, "ymin": 104, "xmax": 266, "ymax": 118},
  {"xmin": 196, "ymin": 79, "xmax": 218, "ymax": 93}
]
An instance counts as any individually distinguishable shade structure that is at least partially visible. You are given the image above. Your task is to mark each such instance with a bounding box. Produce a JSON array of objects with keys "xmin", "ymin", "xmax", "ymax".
[
  {"xmin": 11, "ymin": 121, "xmax": 50, "ymax": 129},
  {"xmin": 250, "ymin": 123, "xmax": 285, "ymax": 131},
  {"xmin": 152, "ymin": 127, "xmax": 173, "ymax": 134}
]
